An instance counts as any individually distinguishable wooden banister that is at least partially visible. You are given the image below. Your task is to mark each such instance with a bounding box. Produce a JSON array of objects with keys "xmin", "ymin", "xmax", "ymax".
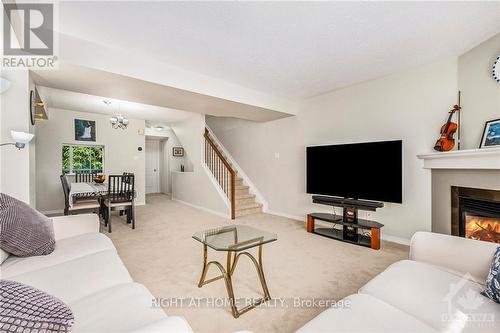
[{"xmin": 204, "ymin": 128, "xmax": 236, "ymax": 219}]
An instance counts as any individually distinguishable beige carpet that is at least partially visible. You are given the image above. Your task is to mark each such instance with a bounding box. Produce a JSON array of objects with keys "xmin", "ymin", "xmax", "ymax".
[{"xmin": 104, "ymin": 194, "xmax": 408, "ymax": 333}]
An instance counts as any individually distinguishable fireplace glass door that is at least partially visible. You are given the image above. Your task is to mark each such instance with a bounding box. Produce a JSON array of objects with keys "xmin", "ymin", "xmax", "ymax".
[{"xmin": 459, "ymin": 196, "xmax": 500, "ymax": 243}]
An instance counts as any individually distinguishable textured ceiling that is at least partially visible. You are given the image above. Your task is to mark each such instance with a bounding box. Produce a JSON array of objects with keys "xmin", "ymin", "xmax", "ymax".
[{"xmin": 58, "ymin": 1, "xmax": 500, "ymax": 98}]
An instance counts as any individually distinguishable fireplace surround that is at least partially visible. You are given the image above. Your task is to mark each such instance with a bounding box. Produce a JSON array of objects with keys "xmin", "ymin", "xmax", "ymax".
[{"xmin": 451, "ymin": 186, "xmax": 500, "ymax": 243}]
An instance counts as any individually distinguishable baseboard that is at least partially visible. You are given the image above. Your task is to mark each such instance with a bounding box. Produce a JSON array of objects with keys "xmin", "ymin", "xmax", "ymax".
[
  {"xmin": 380, "ymin": 234, "xmax": 410, "ymax": 246},
  {"xmin": 265, "ymin": 209, "xmax": 410, "ymax": 246},
  {"xmin": 171, "ymin": 198, "xmax": 231, "ymax": 219},
  {"xmin": 265, "ymin": 209, "xmax": 305, "ymax": 222}
]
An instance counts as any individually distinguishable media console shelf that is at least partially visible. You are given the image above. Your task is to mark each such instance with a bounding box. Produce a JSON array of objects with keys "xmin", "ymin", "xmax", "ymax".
[{"xmin": 307, "ymin": 213, "xmax": 384, "ymax": 250}]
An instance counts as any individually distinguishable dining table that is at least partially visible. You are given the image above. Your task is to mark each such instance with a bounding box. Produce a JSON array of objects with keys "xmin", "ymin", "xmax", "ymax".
[{"xmin": 69, "ymin": 182, "xmax": 108, "ymax": 208}]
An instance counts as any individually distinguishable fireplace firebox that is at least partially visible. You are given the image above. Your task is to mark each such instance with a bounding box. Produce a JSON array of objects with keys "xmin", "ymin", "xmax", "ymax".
[{"xmin": 451, "ymin": 187, "xmax": 500, "ymax": 244}]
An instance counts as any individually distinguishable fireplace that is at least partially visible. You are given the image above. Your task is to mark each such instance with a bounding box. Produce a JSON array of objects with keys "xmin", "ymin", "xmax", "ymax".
[{"xmin": 451, "ymin": 187, "xmax": 500, "ymax": 243}]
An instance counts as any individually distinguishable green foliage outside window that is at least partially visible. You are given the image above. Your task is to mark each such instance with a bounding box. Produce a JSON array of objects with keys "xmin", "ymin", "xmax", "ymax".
[{"xmin": 62, "ymin": 145, "xmax": 104, "ymax": 174}]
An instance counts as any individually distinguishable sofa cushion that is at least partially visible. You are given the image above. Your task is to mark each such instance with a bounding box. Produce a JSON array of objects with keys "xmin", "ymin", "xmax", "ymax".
[
  {"xmin": 359, "ymin": 260, "xmax": 500, "ymax": 332},
  {"xmin": 52, "ymin": 214, "xmax": 100, "ymax": 241},
  {"xmin": 0, "ymin": 279, "xmax": 74, "ymax": 333},
  {"xmin": 69, "ymin": 283, "xmax": 167, "ymax": 332},
  {"xmin": 8, "ymin": 250, "xmax": 132, "ymax": 303},
  {"xmin": 481, "ymin": 246, "xmax": 500, "ymax": 304},
  {"xmin": 0, "ymin": 248, "xmax": 9, "ymax": 264},
  {"xmin": 0, "ymin": 193, "xmax": 55, "ymax": 257},
  {"xmin": 297, "ymin": 294, "xmax": 437, "ymax": 332},
  {"xmin": 1, "ymin": 233, "xmax": 115, "ymax": 278}
]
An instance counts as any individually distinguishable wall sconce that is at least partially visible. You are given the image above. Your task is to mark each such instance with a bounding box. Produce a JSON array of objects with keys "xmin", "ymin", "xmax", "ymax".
[{"xmin": 0, "ymin": 131, "xmax": 34, "ymax": 149}]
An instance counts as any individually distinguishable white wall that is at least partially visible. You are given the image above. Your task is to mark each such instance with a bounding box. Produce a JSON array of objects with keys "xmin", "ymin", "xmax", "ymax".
[
  {"xmin": 0, "ymin": 70, "xmax": 35, "ymax": 205},
  {"xmin": 35, "ymin": 108, "xmax": 146, "ymax": 212},
  {"xmin": 171, "ymin": 113, "xmax": 230, "ymax": 218},
  {"xmin": 208, "ymin": 59, "xmax": 459, "ymax": 241},
  {"xmin": 458, "ymin": 33, "xmax": 500, "ymax": 149}
]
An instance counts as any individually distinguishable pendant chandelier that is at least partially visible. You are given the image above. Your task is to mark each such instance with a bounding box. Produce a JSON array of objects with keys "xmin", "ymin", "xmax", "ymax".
[{"xmin": 110, "ymin": 114, "xmax": 129, "ymax": 129}]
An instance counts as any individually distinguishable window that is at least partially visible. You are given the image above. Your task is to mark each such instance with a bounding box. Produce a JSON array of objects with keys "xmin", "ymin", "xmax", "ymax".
[{"xmin": 62, "ymin": 144, "xmax": 104, "ymax": 174}]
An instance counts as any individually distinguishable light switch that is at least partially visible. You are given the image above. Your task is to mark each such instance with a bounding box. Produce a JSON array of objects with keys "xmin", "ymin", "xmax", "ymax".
[{"xmin": 274, "ymin": 152, "xmax": 280, "ymax": 159}]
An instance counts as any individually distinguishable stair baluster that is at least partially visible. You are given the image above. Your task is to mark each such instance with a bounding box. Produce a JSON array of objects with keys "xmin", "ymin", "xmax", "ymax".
[{"xmin": 204, "ymin": 129, "xmax": 236, "ymax": 219}]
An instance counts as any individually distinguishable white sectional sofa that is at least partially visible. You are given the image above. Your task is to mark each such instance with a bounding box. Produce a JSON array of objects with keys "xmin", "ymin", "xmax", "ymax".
[
  {"xmin": 298, "ymin": 232, "xmax": 499, "ymax": 333},
  {"xmin": 0, "ymin": 214, "xmax": 192, "ymax": 333}
]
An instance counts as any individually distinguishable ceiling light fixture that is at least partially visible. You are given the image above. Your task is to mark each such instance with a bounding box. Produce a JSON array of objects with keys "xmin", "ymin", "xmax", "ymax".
[
  {"xmin": 155, "ymin": 126, "xmax": 164, "ymax": 131},
  {"xmin": 110, "ymin": 114, "xmax": 129, "ymax": 130}
]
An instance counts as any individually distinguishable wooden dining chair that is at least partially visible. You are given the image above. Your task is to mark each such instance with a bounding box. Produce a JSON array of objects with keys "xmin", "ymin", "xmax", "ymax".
[
  {"xmin": 60, "ymin": 175, "xmax": 100, "ymax": 216},
  {"xmin": 75, "ymin": 171, "xmax": 97, "ymax": 183},
  {"xmin": 102, "ymin": 174, "xmax": 135, "ymax": 233}
]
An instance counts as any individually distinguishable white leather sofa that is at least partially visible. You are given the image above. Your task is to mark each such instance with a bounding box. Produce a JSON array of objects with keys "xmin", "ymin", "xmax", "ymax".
[
  {"xmin": 298, "ymin": 232, "xmax": 499, "ymax": 333},
  {"xmin": 0, "ymin": 214, "xmax": 192, "ymax": 333}
]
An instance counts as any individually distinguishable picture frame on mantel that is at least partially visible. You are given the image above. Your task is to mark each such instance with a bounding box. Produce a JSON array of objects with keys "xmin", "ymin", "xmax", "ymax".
[
  {"xmin": 172, "ymin": 147, "xmax": 184, "ymax": 157},
  {"xmin": 479, "ymin": 118, "xmax": 500, "ymax": 148}
]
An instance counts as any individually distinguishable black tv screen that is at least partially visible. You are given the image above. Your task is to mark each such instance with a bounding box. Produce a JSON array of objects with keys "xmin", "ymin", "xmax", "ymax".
[{"xmin": 306, "ymin": 140, "xmax": 402, "ymax": 203}]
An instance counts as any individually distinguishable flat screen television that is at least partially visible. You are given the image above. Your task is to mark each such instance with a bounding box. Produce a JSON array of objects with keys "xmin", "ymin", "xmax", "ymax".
[{"xmin": 306, "ymin": 140, "xmax": 402, "ymax": 203}]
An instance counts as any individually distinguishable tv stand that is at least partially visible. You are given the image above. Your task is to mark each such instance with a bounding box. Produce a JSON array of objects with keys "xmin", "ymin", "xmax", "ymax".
[
  {"xmin": 307, "ymin": 213, "xmax": 383, "ymax": 249},
  {"xmin": 308, "ymin": 196, "xmax": 384, "ymax": 249}
]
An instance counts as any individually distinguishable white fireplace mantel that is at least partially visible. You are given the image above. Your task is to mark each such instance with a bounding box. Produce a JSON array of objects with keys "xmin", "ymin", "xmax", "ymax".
[{"xmin": 417, "ymin": 147, "xmax": 500, "ymax": 170}]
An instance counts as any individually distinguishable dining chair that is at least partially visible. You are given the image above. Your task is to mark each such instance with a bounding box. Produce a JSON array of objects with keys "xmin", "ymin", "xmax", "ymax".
[
  {"xmin": 75, "ymin": 171, "xmax": 97, "ymax": 183},
  {"xmin": 119, "ymin": 172, "xmax": 134, "ymax": 216},
  {"xmin": 60, "ymin": 174, "xmax": 100, "ymax": 216},
  {"xmin": 102, "ymin": 174, "xmax": 135, "ymax": 233}
]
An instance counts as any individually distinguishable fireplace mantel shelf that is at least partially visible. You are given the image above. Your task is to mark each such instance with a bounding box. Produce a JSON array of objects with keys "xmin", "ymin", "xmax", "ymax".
[{"xmin": 417, "ymin": 147, "xmax": 500, "ymax": 170}]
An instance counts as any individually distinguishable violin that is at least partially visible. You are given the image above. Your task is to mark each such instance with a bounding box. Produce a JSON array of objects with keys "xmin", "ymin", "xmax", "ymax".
[{"xmin": 434, "ymin": 105, "xmax": 460, "ymax": 152}]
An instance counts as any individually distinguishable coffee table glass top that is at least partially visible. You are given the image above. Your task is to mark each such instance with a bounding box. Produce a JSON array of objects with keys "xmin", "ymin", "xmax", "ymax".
[{"xmin": 193, "ymin": 225, "xmax": 277, "ymax": 251}]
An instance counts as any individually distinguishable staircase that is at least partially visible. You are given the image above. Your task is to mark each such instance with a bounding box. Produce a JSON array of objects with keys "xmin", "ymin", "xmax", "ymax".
[{"xmin": 204, "ymin": 129, "xmax": 262, "ymax": 219}]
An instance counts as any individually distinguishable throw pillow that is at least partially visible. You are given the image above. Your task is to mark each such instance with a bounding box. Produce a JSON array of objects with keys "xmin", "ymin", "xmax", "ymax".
[
  {"xmin": 481, "ymin": 246, "xmax": 500, "ymax": 304},
  {"xmin": 0, "ymin": 193, "xmax": 55, "ymax": 257},
  {"xmin": 0, "ymin": 279, "xmax": 74, "ymax": 332}
]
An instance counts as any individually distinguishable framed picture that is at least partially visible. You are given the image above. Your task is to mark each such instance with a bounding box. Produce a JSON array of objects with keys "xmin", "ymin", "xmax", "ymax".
[
  {"xmin": 75, "ymin": 119, "xmax": 96, "ymax": 141},
  {"xmin": 479, "ymin": 118, "xmax": 500, "ymax": 148},
  {"xmin": 173, "ymin": 147, "xmax": 184, "ymax": 157}
]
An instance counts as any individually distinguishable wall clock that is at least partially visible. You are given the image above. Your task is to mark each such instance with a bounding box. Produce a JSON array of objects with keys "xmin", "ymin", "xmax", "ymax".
[{"xmin": 493, "ymin": 55, "xmax": 500, "ymax": 83}]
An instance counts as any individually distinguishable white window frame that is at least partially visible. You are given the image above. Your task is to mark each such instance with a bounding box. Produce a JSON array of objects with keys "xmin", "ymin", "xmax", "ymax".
[{"xmin": 62, "ymin": 143, "xmax": 105, "ymax": 175}]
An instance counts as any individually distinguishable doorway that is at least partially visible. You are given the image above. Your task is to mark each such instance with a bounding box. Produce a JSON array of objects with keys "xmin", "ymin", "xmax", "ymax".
[{"xmin": 145, "ymin": 140, "xmax": 160, "ymax": 194}]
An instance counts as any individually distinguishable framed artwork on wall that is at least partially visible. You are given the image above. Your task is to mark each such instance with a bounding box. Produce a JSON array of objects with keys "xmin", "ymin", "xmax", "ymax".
[
  {"xmin": 479, "ymin": 118, "xmax": 500, "ymax": 148},
  {"xmin": 173, "ymin": 147, "xmax": 184, "ymax": 157},
  {"xmin": 75, "ymin": 119, "xmax": 96, "ymax": 141}
]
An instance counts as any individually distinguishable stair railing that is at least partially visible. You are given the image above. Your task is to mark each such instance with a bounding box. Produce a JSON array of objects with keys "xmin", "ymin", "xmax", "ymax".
[{"xmin": 204, "ymin": 128, "xmax": 236, "ymax": 219}]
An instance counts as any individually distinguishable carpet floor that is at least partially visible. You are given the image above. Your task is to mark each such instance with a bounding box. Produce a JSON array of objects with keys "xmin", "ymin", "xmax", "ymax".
[{"xmin": 104, "ymin": 194, "xmax": 408, "ymax": 333}]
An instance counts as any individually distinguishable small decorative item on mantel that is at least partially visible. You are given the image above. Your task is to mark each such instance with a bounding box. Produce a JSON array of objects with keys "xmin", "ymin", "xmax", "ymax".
[
  {"xmin": 479, "ymin": 119, "xmax": 500, "ymax": 149},
  {"xmin": 181, "ymin": 164, "xmax": 185, "ymax": 172},
  {"xmin": 173, "ymin": 147, "xmax": 184, "ymax": 157},
  {"xmin": 433, "ymin": 104, "xmax": 460, "ymax": 152}
]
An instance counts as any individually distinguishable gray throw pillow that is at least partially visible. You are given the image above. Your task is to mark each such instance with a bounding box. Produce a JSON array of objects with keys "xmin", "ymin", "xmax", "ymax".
[
  {"xmin": 0, "ymin": 193, "xmax": 55, "ymax": 257},
  {"xmin": 0, "ymin": 279, "xmax": 74, "ymax": 332}
]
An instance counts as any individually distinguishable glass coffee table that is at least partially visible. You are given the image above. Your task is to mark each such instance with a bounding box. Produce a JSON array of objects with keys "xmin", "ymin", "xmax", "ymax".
[{"xmin": 193, "ymin": 225, "xmax": 277, "ymax": 318}]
